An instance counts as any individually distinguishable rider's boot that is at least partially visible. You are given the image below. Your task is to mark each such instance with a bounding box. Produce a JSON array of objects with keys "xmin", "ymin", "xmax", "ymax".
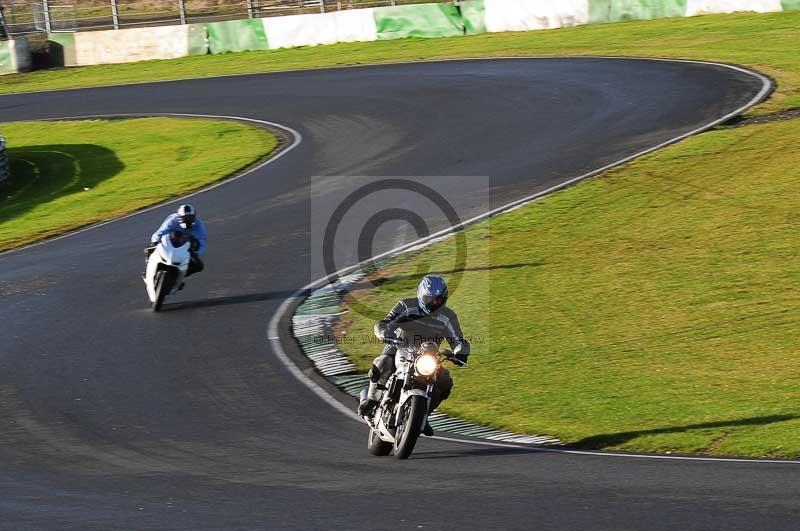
[
  {"xmin": 423, "ymin": 394, "xmax": 445, "ymax": 436},
  {"xmin": 357, "ymin": 384, "xmax": 382, "ymax": 417}
]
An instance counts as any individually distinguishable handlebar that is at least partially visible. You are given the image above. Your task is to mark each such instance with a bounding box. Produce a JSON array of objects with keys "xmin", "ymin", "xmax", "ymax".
[
  {"xmin": 446, "ymin": 355, "xmax": 469, "ymax": 368},
  {"xmin": 382, "ymin": 337, "xmax": 469, "ymax": 368},
  {"xmin": 382, "ymin": 337, "xmax": 405, "ymax": 347}
]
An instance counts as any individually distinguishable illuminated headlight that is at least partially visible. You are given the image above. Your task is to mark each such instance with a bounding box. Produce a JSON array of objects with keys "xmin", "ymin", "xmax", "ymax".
[{"xmin": 415, "ymin": 354, "xmax": 439, "ymax": 377}]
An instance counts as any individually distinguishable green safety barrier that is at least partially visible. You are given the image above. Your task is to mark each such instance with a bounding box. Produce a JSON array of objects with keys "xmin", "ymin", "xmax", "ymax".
[
  {"xmin": 589, "ymin": 0, "xmax": 687, "ymax": 23},
  {"xmin": 36, "ymin": 1, "xmax": 796, "ymax": 69},
  {"xmin": 459, "ymin": 0, "xmax": 487, "ymax": 35},
  {"xmin": 207, "ymin": 19, "xmax": 269, "ymax": 54},
  {"xmin": 0, "ymin": 41, "xmax": 12, "ymax": 75},
  {"xmin": 186, "ymin": 24, "xmax": 209, "ymax": 56},
  {"xmin": 0, "ymin": 39, "xmax": 31, "ymax": 75},
  {"xmin": 374, "ymin": 3, "xmax": 465, "ymax": 40}
]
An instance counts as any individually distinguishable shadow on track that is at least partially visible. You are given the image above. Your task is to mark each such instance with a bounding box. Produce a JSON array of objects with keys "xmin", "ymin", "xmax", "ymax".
[
  {"xmin": 1, "ymin": 144, "xmax": 124, "ymax": 223},
  {"xmin": 163, "ymin": 263, "xmax": 543, "ymax": 310},
  {"xmin": 410, "ymin": 446, "xmax": 537, "ymax": 460},
  {"xmin": 163, "ymin": 289, "xmax": 309, "ymax": 311},
  {"xmin": 569, "ymin": 414, "xmax": 800, "ymax": 450}
]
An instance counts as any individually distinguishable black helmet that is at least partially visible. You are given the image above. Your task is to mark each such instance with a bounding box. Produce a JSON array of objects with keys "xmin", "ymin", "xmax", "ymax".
[
  {"xmin": 177, "ymin": 204, "xmax": 196, "ymax": 229},
  {"xmin": 417, "ymin": 275, "xmax": 448, "ymax": 315}
]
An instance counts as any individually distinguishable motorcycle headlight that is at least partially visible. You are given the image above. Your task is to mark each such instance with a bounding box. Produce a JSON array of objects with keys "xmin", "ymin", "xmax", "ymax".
[{"xmin": 415, "ymin": 354, "xmax": 439, "ymax": 377}]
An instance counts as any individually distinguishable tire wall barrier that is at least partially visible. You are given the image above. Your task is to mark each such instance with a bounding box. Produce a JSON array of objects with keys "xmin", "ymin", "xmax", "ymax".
[
  {"xmin": 0, "ymin": 38, "xmax": 31, "ymax": 75},
  {"xmin": 0, "ymin": 137, "xmax": 8, "ymax": 185},
  {"xmin": 44, "ymin": 0, "xmax": 799, "ymax": 67}
]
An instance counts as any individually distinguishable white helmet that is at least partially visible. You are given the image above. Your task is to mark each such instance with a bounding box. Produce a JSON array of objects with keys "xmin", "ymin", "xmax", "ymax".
[{"xmin": 177, "ymin": 204, "xmax": 196, "ymax": 229}]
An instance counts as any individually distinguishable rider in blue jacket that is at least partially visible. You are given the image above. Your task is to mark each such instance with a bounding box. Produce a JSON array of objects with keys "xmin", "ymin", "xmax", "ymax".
[{"xmin": 146, "ymin": 204, "xmax": 207, "ymax": 277}]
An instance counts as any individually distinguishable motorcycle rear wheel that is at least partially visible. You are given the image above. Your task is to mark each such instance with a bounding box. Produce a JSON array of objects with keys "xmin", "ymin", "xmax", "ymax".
[
  {"xmin": 367, "ymin": 428, "xmax": 392, "ymax": 456},
  {"xmin": 393, "ymin": 395, "xmax": 427, "ymax": 459}
]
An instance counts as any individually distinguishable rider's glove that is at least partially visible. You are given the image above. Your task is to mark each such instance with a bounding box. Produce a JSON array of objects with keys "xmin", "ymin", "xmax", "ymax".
[
  {"xmin": 453, "ymin": 352, "xmax": 469, "ymax": 366},
  {"xmin": 380, "ymin": 325, "xmax": 397, "ymax": 343}
]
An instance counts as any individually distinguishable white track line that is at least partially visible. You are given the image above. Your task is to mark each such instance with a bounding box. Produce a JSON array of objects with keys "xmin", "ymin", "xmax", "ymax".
[
  {"xmin": 0, "ymin": 113, "xmax": 303, "ymax": 257},
  {"xmin": 267, "ymin": 58, "xmax": 798, "ymax": 465}
]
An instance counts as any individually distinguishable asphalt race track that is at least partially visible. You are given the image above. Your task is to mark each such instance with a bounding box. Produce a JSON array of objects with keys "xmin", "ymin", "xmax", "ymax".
[{"xmin": 1, "ymin": 58, "xmax": 797, "ymax": 531}]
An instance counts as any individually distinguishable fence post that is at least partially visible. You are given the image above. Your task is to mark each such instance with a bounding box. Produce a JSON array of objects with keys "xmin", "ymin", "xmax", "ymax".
[
  {"xmin": 42, "ymin": 0, "xmax": 53, "ymax": 33},
  {"xmin": 246, "ymin": 0, "xmax": 254, "ymax": 18},
  {"xmin": 110, "ymin": 0, "xmax": 119, "ymax": 29},
  {"xmin": 319, "ymin": 0, "xmax": 325, "ymax": 14},
  {"xmin": 178, "ymin": 0, "xmax": 186, "ymax": 24}
]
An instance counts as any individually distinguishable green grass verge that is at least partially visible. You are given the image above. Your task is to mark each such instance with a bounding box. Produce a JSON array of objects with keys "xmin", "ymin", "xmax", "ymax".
[
  {"xmin": 338, "ymin": 116, "xmax": 800, "ymax": 459},
  {"xmin": 0, "ymin": 12, "xmax": 798, "ymax": 116},
  {"xmin": 0, "ymin": 118, "xmax": 277, "ymax": 251}
]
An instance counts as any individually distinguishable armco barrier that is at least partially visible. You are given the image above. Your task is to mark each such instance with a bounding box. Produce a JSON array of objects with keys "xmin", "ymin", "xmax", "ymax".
[
  {"xmin": 46, "ymin": 0, "xmax": 800, "ymax": 66},
  {"xmin": 0, "ymin": 137, "xmax": 9, "ymax": 185},
  {"xmin": 0, "ymin": 38, "xmax": 32, "ymax": 75}
]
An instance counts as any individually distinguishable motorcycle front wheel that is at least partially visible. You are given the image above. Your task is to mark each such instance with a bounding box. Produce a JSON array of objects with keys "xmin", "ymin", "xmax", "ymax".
[
  {"xmin": 367, "ymin": 428, "xmax": 392, "ymax": 456},
  {"xmin": 393, "ymin": 395, "xmax": 427, "ymax": 459},
  {"xmin": 152, "ymin": 270, "xmax": 175, "ymax": 312}
]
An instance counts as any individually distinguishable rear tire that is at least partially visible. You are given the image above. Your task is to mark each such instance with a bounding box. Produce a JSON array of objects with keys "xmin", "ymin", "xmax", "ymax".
[
  {"xmin": 393, "ymin": 395, "xmax": 427, "ymax": 459},
  {"xmin": 152, "ymin": 270, "xmax": 175, "ymax": 312},
  {"xmin": 367, "ymin": 428, "xmax": 392, "ymax": 456}
]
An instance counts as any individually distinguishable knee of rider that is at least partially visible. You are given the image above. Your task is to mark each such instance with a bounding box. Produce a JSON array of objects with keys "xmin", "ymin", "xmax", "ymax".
[
  {"xmin": 366, "ymin": 382, "xmax": 383, "ymax": 401},
  {"xmin": 375, "ymin": 354, "xmax": 393, "ymax": 371},
  {"xmin": 438, "ymin": 372, "xmax": 454, "ymax": 397}
]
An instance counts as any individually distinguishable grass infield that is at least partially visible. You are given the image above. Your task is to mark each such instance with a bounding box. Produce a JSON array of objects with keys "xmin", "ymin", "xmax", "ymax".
[
  {"xmin": 338, "ymin": 119, "xmax": 800, "ymax": 458},
  {"xmin": 329, "ymin": 15, "xmax": 798, "ymax": 457},
  {"xmin": 0, "ymin": 118, "xmax": 278, "ymax": 251}
]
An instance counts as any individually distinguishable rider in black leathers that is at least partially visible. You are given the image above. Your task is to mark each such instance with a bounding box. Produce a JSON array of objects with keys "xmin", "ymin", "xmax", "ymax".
[{"xmin": 358, "ymin": 275, "xmax": 470, "ymax": 436}]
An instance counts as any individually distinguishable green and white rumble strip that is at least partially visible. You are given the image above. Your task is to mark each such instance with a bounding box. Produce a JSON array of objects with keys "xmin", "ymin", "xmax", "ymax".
[
  {"xmin": 292, "ymin": 270, "xmax": 562, "ymax": 446},
  {"xmin": 38, "ymin": 0, "xmax": 799, "ymax": 68}
]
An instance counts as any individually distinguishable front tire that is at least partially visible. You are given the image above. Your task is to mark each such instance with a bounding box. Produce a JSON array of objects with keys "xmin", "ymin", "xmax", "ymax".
[
  {"xmin": 152, "ymin": 270, "xmax": 175, "ymax": 312},
  {"xmin": 367, "ymin": 428, "xmax": 392, "ymax": 456},
  {"xmin": 393, "ymin": 395, "xmax": 427, "ymax": 459}
]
